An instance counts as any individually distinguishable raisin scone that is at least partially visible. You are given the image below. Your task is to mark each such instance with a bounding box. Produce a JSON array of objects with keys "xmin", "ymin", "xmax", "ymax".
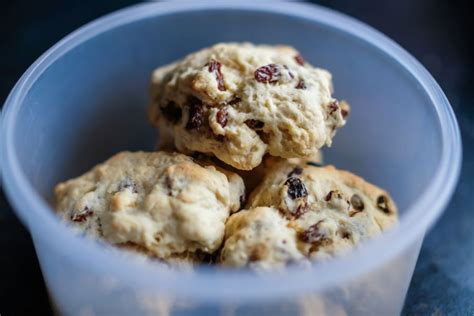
[
  {"xmin": 54, "ymin": 151, "xmax": 245, "ymax": 262},
  {"xmin": 221, "ymin": 160, "xmax": 397, "ymax": 268},
  {"xmin": 220, "ymin": 206, "xmax": 307, "ymax": 270},
  {"xmin": 149, "ymin": 42, "xmax": 349, "ymax": 170}
]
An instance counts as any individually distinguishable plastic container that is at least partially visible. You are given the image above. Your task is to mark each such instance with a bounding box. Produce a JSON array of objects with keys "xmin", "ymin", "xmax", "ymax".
[{"xmin": 0, "ymin": 2, "xmax": 461, "ymax": 315}]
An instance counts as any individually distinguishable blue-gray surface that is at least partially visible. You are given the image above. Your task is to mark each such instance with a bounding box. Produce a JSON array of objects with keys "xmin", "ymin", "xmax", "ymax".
[{"xmin": 0, "ymin": 1, "xmax": 472, "ymax": 315}]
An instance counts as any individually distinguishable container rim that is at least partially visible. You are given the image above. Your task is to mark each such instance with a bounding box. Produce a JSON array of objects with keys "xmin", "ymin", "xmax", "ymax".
[{"xmin": 0, "ymin": 1, "xmax": 462, "ymax": 303}]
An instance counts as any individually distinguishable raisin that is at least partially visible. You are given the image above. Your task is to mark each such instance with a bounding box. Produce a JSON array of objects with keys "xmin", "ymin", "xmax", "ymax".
[
  {"xmin": 249, "ymin": 243, "xmax": 268, "ymax": 262},
  {"xmin": 296, "ymin": 80, "xmax": 306, "ymax": 90},
  {"xmin": 160, "ymin": 101, "xmax": 182, "ymax": 124},
  {"xmin": 377, "ymin": 195, "xmax": 391, "ymax": 214},
  {"xmin": 216, "ymin": 107, "xmax": 228, "ymax": 127},
  {"xmin": 285, "ymin": 177, "xmax": 308, "ymax": 199},
  {"xmin": 295, "ymin": 54, "xmax": 305, "ymax": 66},
  {"xmin": 71, "ymin": 207, "xmax": 93, "ymax": 222},
  {"xmin": 255, "ymin": 64, "xmax": 281, "ymax": 83},
  {"xmin": 299, "ymin": 220, "xmax": 326, "ymax": 243},
  {"xmin": 340, "ymin": 230, "xmax": 351, "ymax": 239},
  {"xmin": 293, "ymin": 203, "xmax": 309, "ymax": 219},
  {"xmin": 186, "ymin": 102, "xmax": 204, "ymax": 130},
  {"xmin": 340, "ymin": 101, "xmax": 350, "ymax": 118},
  {"xmin": 341, "ymin": 108, "xmax": 349, "ymax": 118},
  {"xmin": 328, "ymin": 101, "xmax": 339, "ymax": 115},
  {"xmin": 207, "ymin": 59, "xmax": 225, "ymax": 91},
  {"xmin": 288, "ymin": 166, "xmax": 303, "ymax": 177},
  {"xmin": 325, "ymin": 190, "xmax": 343, "ymax": 202},
  {"xmin": 325, "ymin": 190, "xmax": 334, "ymax": 202},
  {"xmin": 306, "ymin": 161, "xmax": 322, "ymax": 167},
  {"xmin": 350, "ymin": 194, "xmax": 365, "ymax": 211},
  {"xmin": 228, "ymin": 97, "xmax": 241, "ymax": 105},
  {"xmin": 245, "ymin": 119, "xmax": 264, "ymax": 130},
  {"xmin": 249, "ymin": 251, "xmax": 260, "ymax": 262}
]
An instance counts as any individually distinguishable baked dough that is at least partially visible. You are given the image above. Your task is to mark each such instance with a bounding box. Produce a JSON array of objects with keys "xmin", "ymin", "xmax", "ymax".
[{"xmin": 149, "ymin": 43, "xmax": 349, "ymax": 170}]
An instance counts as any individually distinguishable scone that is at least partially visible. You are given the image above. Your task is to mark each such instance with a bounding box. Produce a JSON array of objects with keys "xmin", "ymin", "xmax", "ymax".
[
  {"xmin": 220, "ymin": 206, "xmax": 307, "ymax": 270},
  {"xmin": 220, "ymin": 160, "xmax": 397, "ymax": 268},
  {"xmin": 149, "ymin": 43, "xmax": 349, "ymax": 170},
  {"xmin": 54, "ymin": 151, "xmax": 244, "ymax": 262}
]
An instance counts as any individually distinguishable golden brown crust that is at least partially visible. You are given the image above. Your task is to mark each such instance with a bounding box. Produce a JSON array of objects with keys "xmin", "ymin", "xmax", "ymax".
[
  {"xmin": 149, "ymin": 43, "xmax": 348, "ymax": 170},
  {"xmin": 221, "ymin": 160, "xmax": 398, "ymax": 269},
  {"xmin": 54, "ymin": 151, "xmax": 245, "ymax": 264}
]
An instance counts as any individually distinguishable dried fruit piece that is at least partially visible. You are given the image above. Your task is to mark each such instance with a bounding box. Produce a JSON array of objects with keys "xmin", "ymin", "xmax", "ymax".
[
  {"xmin": 255, "ymin": 64, "xmax": 281, "ymax": 83},
  {"xmin": 293, "ymin": 203, "xmax": 309, "ymax": 219},
  {"xmin": 295, "ymin": 54, "xmax": 305, "ymax": 66},
  {"xmin": 186, "ymin": 102, "xmax": 204, "ymax": 130},
  {"xmin": 207, "ymin": 59, "xmax": 225, "ymax": 91},
  {"xmin": 325, "ymin": 191, "xmax": 333, "ymax": 202},
  {"xmin": 216, "ymin": 107, "xmax": 228, "ymax": 127},
  {"xmin": 285, "ymin": 177, "xmax": 308, "ymax": 200},
  {"xmin": 340, "ymin": 230, "xmax": 351, "ymax": 239},
  {"xmin": 306, "ymin": 161, "xmax": 322, "ymax": 167},
  {"xmin": 71, "ymin": 207, "xmax": 93, "ymax": 222},
  {"xmin": 340, "ymin": 101, "xmax": 350, "ymax": 119},
  {"xmin": 249, "ymin": 243, "xmax": 269, "ymax": 262},
  {"xmin": 160, "ymin": 101, "xmax": 182, "ymax": 124},
  {"xmin": 228, "ymin": 97, "xmax": 241, "ymax": 105},
  {"xmin": 298, "ymin": 220, "xmax": 327, "ymax": 243},
  {"xmin": 328, "ymin": 101, "xmax": 339, "ymax": 115},
  {"xmin": 288, "ymin": 167, "xmax": 303, "ymax": 177},
  {"xmin": 350, "ymin": 194, "xmax": 364, "ymax": 211},
  {"xmin": 341, "ymin": 108, "xmax": 349, "ymax": 118},
  {"xmin": 377, "ymin": 195, "xmax": 391, "ymax": 214},
  {"xmin": 245, "ymin": 119, "xmax": 264, "ymax": 130},
  {"xmin": 296, "ymin": 80, "xmax": 306, "ymax": 90},
  {"xmin": 325, "ymin": 190, "xmax": 342, "ymax": 202},
  {"xmin": 282, "ymin": 177, "xmax": 309, "ymax": 219}
]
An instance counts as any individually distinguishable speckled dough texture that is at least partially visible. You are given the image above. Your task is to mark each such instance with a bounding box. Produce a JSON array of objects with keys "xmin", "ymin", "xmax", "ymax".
[
  {"xmin": 220, "ymin": 160, "xmax": 398, "ymax": 269},
  {"xmin": 221, "ymin": 206, "xmax": 307, "ymax": 270},
  {"xmin": 54, "ymin": 151, "xmax": 245, "ymax": 262},
  {"xmin": 149, "ymin": 43, "xmax": 349, "ymax": 170}
]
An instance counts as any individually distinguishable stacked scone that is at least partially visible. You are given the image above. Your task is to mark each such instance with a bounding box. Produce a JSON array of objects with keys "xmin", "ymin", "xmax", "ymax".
[{"xmin": 54, "ymin": 43, "xmax": 397, "ymax": 269}]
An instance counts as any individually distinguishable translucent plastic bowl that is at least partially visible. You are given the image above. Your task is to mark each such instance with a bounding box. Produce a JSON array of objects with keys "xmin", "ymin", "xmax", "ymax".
[{"xmin": 0, "ymin": 2, "xmax": 461, "ymax": 315}]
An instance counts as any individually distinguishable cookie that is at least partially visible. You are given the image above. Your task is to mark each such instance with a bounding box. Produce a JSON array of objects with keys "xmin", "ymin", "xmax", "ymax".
[
  {"xmin": 54, "ymin": 151, "xmax": 245, "ymax": 262},
  {"xmin": 221, "ymin": 160, "xmax": 397, "ymax": 268},
  {"xmin": 149, "ymin": 43, "xmax": 349, "ymax": 170}
]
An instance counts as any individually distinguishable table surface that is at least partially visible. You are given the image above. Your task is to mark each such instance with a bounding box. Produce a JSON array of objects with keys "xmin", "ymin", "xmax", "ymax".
[{"xmin": 1, "ymin": 1, "xmax": 473, "ymax": 315}]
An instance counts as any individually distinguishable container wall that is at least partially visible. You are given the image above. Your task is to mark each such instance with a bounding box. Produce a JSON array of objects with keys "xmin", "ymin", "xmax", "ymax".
[
  {"xmin": 34, "ymin": 229, "xmax": 423, "ymax": 316},
  {"xmin": 8, "ymin": 5, "xmax": 445, "ymax": 316}
]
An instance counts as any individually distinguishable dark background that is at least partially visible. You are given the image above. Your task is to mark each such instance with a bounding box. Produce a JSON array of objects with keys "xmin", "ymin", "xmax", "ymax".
[{"xmin": 1, "ymin": 1, "xmax": 473, "ymax": 315}]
